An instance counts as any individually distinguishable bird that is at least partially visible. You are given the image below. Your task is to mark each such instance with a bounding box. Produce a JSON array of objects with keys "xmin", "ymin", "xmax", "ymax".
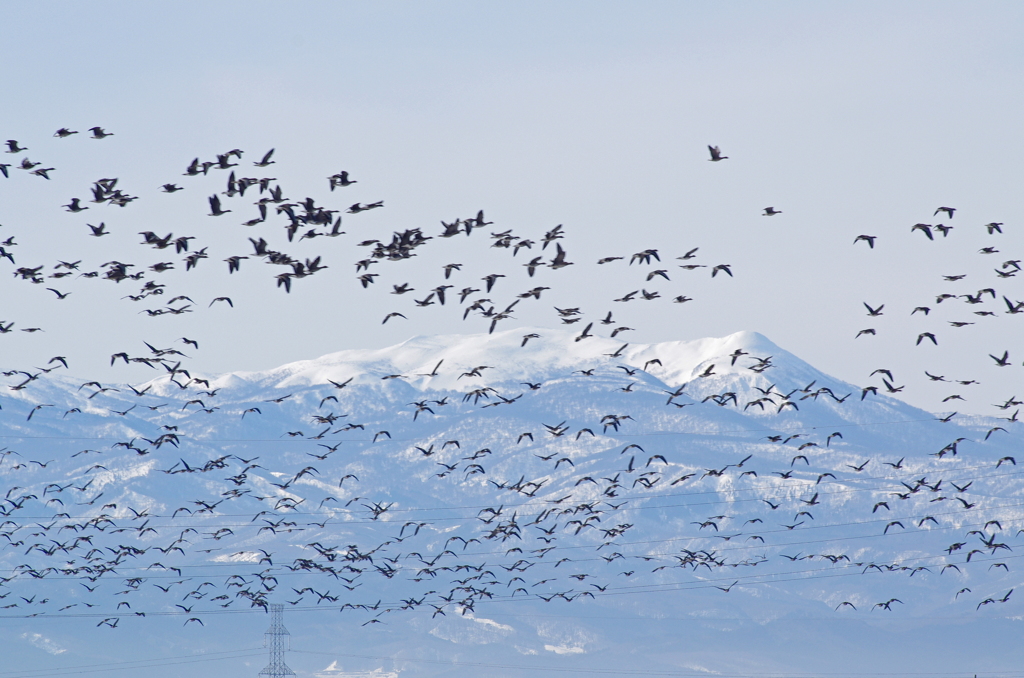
[
  {"xmin": 482, "ymin": 274, "xmax": 505, "ymax": 292},
  {"xmin": 873, "ymin": 598, "xmax": 903, "ymax": 611},
  {"xmin": 990, "ymin": 351, "xmax": 1010, "ymax": 367},
  {"xmin": 762, "ymin": 207, "xmax": 782, "ymax": 216},
  {"xmin": 912, "ymin": 223, "xmax": 934, "ymax": 240},
  {"xmin": 328, "ymin": 171, "xmax": 356, "ymax": 189},
  {"xmin": 225, "ymin": 256, "xmax": 247, "ymax": 273},
  {"xmin": 708, "ymin": 145, "xmax": 728, "ymax": 161},
  {"xmin": 392, "ymin": 283, "xmax": 414, "ymax": 295},
  {"xmin": 254, "ymin": 149, "xmax": 276, "ymax": 167},
  {"xmin": 208, "ymin": 195, "xmax": 231, "ymax": 216}
]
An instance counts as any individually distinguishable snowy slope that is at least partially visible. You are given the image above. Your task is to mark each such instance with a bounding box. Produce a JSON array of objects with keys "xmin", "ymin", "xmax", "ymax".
[{"xmin": 1, "ymin": 328, "xmax": 1022, "ymax": 677}]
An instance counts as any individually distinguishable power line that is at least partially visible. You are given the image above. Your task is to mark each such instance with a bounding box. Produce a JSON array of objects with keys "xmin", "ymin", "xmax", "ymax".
[
  {"xmin": 0, "ymin": 547, "xmax": 1018, "ymax": 622},
  {"xmin": 0, "ymin": 650, "xmax": 266, "ymax": 678},
  {"xmin": 1, "ymin": 462, "xmax": 1017, "ymax": 524},
  {"xmin": 288, "ymin": 648, "xmax": 1021, "ymax": 678},
  {"xmin": 0, "ymin": 413, "xmax": 1005, "ymax": 444}
]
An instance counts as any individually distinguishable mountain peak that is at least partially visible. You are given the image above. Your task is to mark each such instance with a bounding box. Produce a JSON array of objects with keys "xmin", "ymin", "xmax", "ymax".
[{"xmin": 211, "ymin": 327, "xmax": 800, "ymax": 393}]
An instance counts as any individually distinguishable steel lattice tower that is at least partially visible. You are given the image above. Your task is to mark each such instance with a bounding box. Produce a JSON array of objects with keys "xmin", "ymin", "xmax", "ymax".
[{"xmin": 258, "ymin": 604, "xmax": 295, "ymax": 678}]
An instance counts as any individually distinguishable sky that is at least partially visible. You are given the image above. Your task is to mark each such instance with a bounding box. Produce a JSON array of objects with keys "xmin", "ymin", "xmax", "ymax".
[{"xmin": 2, "ymin": 1, "xmax": 1023, "ymax": 412}]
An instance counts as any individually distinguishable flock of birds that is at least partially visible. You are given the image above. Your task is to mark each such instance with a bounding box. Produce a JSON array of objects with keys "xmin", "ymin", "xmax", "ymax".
[{"xmin": 0, "ymin": 132, "xmax": 1021, "ymax": 634}]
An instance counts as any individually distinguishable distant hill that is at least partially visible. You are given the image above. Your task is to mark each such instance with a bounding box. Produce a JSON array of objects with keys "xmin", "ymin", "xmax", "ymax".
[{"xmin": 1, "ymin": 328, "xmax": 1022, "ymax": 676}]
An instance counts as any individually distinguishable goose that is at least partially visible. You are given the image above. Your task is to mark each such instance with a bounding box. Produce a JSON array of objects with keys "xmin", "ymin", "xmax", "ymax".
[
  {"xmin": 253, "ymin": 148, "xmax": 275, "ymax": 166},
  {"xmin": 64, "ymin": 198, "xmax": 88, "ymax": 212},
  {"xmin": 708, "ymin": 145, "xmax": 728, "ymax": 161}
]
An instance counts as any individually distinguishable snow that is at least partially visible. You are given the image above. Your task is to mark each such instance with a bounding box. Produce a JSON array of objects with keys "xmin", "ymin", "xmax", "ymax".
[{"xmin": 1, "ymin": 328, "xmax": 1022, "ymax": 677}]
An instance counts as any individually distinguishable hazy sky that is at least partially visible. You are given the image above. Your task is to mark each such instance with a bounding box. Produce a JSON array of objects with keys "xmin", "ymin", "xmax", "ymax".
[{"xmin": 2, "ymin": 1, "xmax": 1022, "ymax": 414}]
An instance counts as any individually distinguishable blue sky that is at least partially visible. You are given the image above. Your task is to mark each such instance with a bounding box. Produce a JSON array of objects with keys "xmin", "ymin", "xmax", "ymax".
[{"xmin": 2, "ymin": 1, "xmax": 1022, "ymax": 413}]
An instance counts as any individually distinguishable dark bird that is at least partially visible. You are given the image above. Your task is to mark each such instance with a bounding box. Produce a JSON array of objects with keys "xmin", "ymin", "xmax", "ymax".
[
  {"xmin": 990, "ymin": 351, "xmax": 1011, "ymax": 366},
  {"xmin": 872, "ymin": 598, "xmax": 903, "ymax": 611},
  {"xmin": 225, "ymin": 256, "xmax": 247, "ymax": 273},
  {"xmin": 912, "ymin": 223, "xmax": 934, "ymax": 240},
  {"xmin": 208, "ymin": 194, "xmax": 231, "ymax": 216},
  {"xmin": 483, "ymin": 274, "xmax": 505, "ymax": 293},
  {"xmin": 254, "ymin": 149, "xmax": 276, "ymax": 167}
]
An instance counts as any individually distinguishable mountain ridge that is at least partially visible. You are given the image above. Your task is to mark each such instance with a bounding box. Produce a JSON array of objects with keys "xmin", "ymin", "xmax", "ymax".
[{"xmin": 1, "ymin": 328, "xmax": 1022, "ymax": 677}]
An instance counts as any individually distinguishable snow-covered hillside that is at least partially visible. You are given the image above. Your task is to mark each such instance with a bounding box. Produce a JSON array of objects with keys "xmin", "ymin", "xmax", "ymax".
[{"xmin": 1, "ymin": 328, "xmax": 1022, "ymax": 677}]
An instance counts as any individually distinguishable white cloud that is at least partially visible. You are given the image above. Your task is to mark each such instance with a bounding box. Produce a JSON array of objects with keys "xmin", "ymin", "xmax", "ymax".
[{"xmin": 21, "ymin": 633, "xmax": 66, "ymax": 655}]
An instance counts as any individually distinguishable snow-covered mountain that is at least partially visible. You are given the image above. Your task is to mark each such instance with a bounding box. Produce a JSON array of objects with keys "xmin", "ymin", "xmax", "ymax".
[{"xmin": 1, "ymin": 328, "xmax": 1022, "ymax": 677}]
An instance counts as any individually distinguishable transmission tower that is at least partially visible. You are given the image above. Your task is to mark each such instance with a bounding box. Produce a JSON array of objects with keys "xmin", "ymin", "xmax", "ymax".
[{"xmin": 258, "ymin": 604, "xmax": 295, "ymax": 678}]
